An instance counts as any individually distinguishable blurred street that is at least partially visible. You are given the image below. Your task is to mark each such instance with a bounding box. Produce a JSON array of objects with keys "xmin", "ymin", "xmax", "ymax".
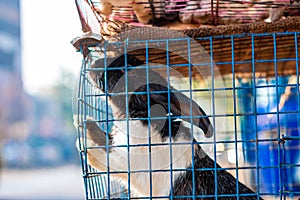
[
  {"xmin": 0, "ymin": 165, "xmax": 85, "ymax": 200},
  {"xmin": 0, "ymin": 1, "xmax": 85, "ymax": 199}
]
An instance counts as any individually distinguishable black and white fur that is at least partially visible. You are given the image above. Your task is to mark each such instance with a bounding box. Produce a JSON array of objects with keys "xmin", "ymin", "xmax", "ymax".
[{"xmin": 82, "ymin": 54, "xmax": 263, "ymax": 199}]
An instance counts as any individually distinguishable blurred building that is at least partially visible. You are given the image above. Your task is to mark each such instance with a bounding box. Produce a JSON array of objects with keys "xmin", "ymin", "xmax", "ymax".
[{"xmin": 0, "ymin": 0, "xmax": 29, "ymax": 140}]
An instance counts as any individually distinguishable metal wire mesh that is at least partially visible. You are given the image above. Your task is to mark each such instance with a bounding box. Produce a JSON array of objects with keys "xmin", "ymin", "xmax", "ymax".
[
  {"xmin": 74, "ymin": 0, "xmax": 300, "ymax": 39},
  {"xmin": 89, "ymin": 0, "xmax": 300, "ymax": 26},
  {"xmin": 73, "ymin": 31, "xmax": 300, "ymax": 199}
]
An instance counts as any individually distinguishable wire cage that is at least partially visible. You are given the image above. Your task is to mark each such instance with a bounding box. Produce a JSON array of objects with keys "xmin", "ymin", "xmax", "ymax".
[{"xmin": 72, "ymin": 0, "xmax": 300, "ymax": 199}]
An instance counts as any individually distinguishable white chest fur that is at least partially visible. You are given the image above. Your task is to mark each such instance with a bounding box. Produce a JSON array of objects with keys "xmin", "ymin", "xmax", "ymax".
[
  {"xmin": 87, "ymin": 119, "xmax": 194, "ymax": 199},
  {"xmin": 112, "ymin": 120, "xmax": 193, "ymax": 198}
]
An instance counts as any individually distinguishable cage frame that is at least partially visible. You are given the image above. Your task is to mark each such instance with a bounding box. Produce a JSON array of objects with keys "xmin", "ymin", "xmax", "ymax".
[{"xmin": 72, "ymin": 0, "xmax": 300, "ymax": 199}]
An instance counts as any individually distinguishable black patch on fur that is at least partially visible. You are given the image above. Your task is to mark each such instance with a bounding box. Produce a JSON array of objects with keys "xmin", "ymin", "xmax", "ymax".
[
  {"xmin": 92, "ymin": 55, "xmax": 185, "ymax": 139},
  {"xmin": 172, "ymin": 148, "xmax": 263, "ymax": 200}
]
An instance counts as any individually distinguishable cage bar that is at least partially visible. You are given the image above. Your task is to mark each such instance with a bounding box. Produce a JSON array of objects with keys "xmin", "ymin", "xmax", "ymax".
[{"xmin": 73, "ymin": 0, "xmax": 300, "ymax": 199}]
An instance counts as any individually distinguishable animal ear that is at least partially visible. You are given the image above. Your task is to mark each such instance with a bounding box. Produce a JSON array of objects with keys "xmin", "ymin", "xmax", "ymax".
[{"xmin": 150, "ymin": 87, "xmax": 213, "ymax": 138}]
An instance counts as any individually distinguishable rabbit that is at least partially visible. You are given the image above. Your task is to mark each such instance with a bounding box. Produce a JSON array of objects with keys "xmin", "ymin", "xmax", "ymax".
[{"xmin": 77, "ymin": 54, "xmax": 263, "ymax": 199}]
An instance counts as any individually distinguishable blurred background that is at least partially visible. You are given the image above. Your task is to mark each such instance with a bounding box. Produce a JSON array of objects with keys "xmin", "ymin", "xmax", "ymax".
[{"xmin": 0, "ymin": 0, "xmax": 85, "ymax": 199}]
